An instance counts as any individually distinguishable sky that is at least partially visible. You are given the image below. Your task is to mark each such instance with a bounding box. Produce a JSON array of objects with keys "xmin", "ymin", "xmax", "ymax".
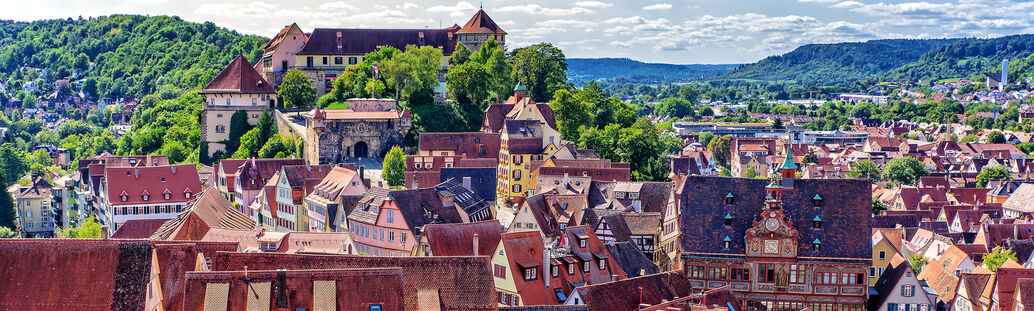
[{"xmin": 2, "ymin": 0, "xmax": 1034, "ymax": 64}]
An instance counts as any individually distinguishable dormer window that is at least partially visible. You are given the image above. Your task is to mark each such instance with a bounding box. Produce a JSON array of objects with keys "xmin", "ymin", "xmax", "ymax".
[
  {"xmin": 523, "ymin": 267, "xmax": 537, "ymax": 281},
  {"xmin": 723, "ymin": 236, "xmax": 732, "ymax": 249},
  {"xmin": 724, "ymin": 213, "xmax": 733, "ymax": 227},
  {"xmin": 579, "ymin": 238, "xmax": 586, "ymax": 248},
  {"xmin": 725, "ymin": 193, "xmax": 735, "ymax": 205},
  {"xmin": 143, "ymin": 195, "xmax": 149, "ymax": 201},
  {"xmin": 812, "ymin": 238, "xmax": 822, "ymax": 251},
  {"xmin": 164, "ymin": 193, "xmax": 170, "ymax": 200},
  {"xmin": 120, "ymin": 195, "xmax": 128, "ymax": 202},
  {"xmin": 185, "ymin": 192, "xmax": 192, "ymax": 199},
  {"xmin": 813, "ymin": 194, "xmax": 823, "ymax": 207},
  {"xmin": 813, "ymin": 216, "xmax": 822, "ymax": 229}
]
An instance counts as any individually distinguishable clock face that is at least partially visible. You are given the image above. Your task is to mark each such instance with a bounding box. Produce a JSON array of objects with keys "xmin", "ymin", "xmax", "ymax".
[
  {"xmin": 764, "ymin": 240, "xmax": 779, "ymax": 254},
  {"xmin": 765, "ymin": 218, "xmax": 780, "ymax": 231}
]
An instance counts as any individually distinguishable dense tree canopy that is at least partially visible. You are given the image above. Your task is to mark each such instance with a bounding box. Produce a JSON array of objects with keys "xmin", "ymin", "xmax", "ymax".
[{"xmin": 511, "ymin": 43, "xmax": 567, "ymax": 102}]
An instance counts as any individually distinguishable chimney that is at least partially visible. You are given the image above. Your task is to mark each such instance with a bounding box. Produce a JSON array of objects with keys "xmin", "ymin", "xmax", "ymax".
[
  {"xmin": 275, "ymin": 269, "xmax": 288, "ymax": 307},
  {"xmin": 359, "ymin": 165, "xmax": 365, "ymax": 181},
  {"xmin": 543, "ymin": 242, "xmax": 551, "ymax": 288},
  {"xmin": 473, "ymin": 233, "xmax": 479, "ymax": 256},
  {"xmin": 171, "ymin": 166, "xmax": 177, "ymax": 174},
  {"xmin": 563, "ymin": 173, "xmax": 568, "ymax": 185},
  {"xmin": 462, "ymin": 177, "xmax": 472, "ymax": 191},
  {"xmin": 134, "ymin": 168, "xmax": 139, "ymax": 179},
  {"xmin": 101, "ymin": 225, "xmax": 109, "ymax": 239}
]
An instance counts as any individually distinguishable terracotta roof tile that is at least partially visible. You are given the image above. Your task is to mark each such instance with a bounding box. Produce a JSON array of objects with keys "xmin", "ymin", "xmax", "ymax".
[
  {"xmin": 423, "ymin": 220, "xmax": 503, "ymax": 256},
  {"xmin": 456, "ymin": 9, "xmax": 507, "ymax": 34},
  {"xmin": 105, "ymin": 164, "xmax": 201, "ymax": 206},
  {"xmin": 199, "ymin": 55, "xmax": 275, "ymax": 94},
  {"xmin": 576, "ymin": 271, "xmax": 693, "ymax": 311}
]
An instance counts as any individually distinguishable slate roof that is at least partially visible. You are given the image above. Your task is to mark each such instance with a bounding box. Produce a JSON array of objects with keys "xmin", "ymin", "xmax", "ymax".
[
  {"xmin": 435, "ymin": 177, "xmax": 493, "ymax": 221},
  {"xmin": 298, "ymin": 28, "xmax": 458, "ymax": 56},
  {"xmin": 600, "ymin": 213, "xmax": 662, "ymax": 243},
  {"xmin": 605, "ymin": 241, "xmax": 659, "ymax": 277},
  {"xmin": 440, "ymin": 167, "xmax": 497, "ymax": 202},
  {"xmin": 872, "ymin": 214, "xmax": 919, "ymax": 229},
  {"xmin": 868, "ymin": 254, "xmax": 911, "ymax": 310},
  {"xmin": 0, "ymin": 239, "xmax": 152, "ymax": 310},
  {"xmin": 212, "ymin": 252, "xmax": 496, "ymax": 310},
  {"xmin": 575, "ymin": 271, "xmax": 693, "ymax": 311},
  {"xmin": 392, "ymin": 188, "xmax": 465, "ymax": 237},
  {"xmin": 199, "ymin": 55, "xmax": 275, "ymax": 94},
  {"xmin": 423, "ymin": 220, "xmax": 503, "ymax": 256},
  {"xmin": 679, "ymin": 176, "xmax": 872, "ymax": 261}
]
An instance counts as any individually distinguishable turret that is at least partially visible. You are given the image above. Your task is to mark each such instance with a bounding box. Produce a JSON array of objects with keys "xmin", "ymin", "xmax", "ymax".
[
  {"xmin": 780, "ymin": 142, "xmax": 797, "ymax": 188},
  {"xmin": 514, "ymin": 82, "xmax": 528, "ymax": 102}
]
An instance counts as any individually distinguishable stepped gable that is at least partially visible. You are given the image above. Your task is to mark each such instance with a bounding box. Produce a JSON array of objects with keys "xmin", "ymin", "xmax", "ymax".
[{"xmin": 200, "ymin": 55, "xmax": 275, "ymax": 94}]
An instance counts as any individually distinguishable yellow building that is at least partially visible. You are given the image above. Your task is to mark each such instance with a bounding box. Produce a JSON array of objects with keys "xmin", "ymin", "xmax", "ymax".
[
  {"xmin": 491, "ymin": 83, "xmax": 561, "ymax": 208},
  {"xmin": 871, "ymin": 228, "xmax": 905, "ymax": 285}
]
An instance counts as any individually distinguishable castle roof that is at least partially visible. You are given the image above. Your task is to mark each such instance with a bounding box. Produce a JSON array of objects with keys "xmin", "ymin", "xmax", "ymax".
[
  {"xmin": 298, "ymin": 28, "xmax": 458, "ymax": 56},
  {"xmin": 456, "ymin": 9, "xmax": 507, "ymax": 35},
  {"xmin": 199, "ymin": 55, "xmax": 275, "ymax": 94}
]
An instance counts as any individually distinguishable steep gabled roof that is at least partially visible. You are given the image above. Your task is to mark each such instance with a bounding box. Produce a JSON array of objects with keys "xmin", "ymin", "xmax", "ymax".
[
  {"xmin": 199, "ymin": 55, "xmax": 275, "ymax": 94},
  {"xmin": 605, "ymin": 241, "xmax": 659, "ymax": 278},
  {"xmin": 576, "ymin": 272, "xmax": 693, "ymax": 311},
  {"xmin": 456, "ymin": 9, "xmax": 507, "ymax": 35},
  {"xmin": 151, "ymin": 188, "xmax": 256, "ymax": 241}
]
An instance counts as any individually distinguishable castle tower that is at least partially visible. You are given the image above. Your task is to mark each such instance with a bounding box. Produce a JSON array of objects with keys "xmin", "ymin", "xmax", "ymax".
[
  {"xmin": 780, "ymin": 142, "xmax": 797, "ymax": 188},
  {"xmin": 455, "ymin": 9, "xmax": 507, "ymax": 51}
]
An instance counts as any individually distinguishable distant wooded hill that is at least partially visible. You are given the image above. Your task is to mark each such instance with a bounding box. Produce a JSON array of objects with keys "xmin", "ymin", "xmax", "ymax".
[{"xmin": 566, "ymin": 58, "xmax": 737, "ymax": 84}]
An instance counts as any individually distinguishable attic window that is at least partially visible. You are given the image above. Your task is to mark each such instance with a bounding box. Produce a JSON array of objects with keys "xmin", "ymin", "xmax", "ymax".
[
  {"xmin": 725, "ymin": 193, "xmax": 735, "ymax": 205},
  {"xmin": 723, "ymin": 236, "xmax": 732, "ymax": 249},
  {"xmin": 143, "ymin": 194, "xmax": 150, "ymax": 201},
  {"xmin": 164, "ymin": 193, "xmax": 170, "ymax": 200},
  {"xmin": 813, "ymin": 194, "xmax": 823, "ymax": 207},
  {"xmin": 185, "ymin": 192, "xmax": 192, "ymax": 199},
  {"xmin": 813, "ymin": 216, "xmax": 822, "ymax": 229},
  {"xmin": 121, "ymin": 195, "xmax": 128, "ymax": 202},
  {"xmin": 812, "ymin": 238, "xmax": 822, "ymax": 251},
  {"xmin": 724, "ymin": 213, "xmax": 733, "ymax": 227}
]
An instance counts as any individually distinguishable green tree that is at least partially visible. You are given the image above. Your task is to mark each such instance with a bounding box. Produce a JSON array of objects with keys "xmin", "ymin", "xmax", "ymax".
[
  {"xmin": 381, "ymin": 45, "xmax": 443, "ymax": 105},
  {"xmin": 0, "ymin": 227, "xmax": 15, "ymax": 238},
  {"xmin": 278, "ymin": 69, "xmax": 317, "ymax": 108},
  {"xmin": 976, "ymin": 165, "xmax": 1011, "ymax": 187},
  {"xmin": 258, "ymin": 134, "xmax": 296, "ymax": 158},
  {"xmin": 73, "ymin": 53, "xmax": 90, "ymax": 72},
  {"xmin": 881, "ymin": 157, "xmax": 929, "ymax": 186},
  {"xmin": 743, "ymin": 166, "xmax": 757, "ymax": 178},
  {"xmin": 656, "ymin": 97, "xmax": 694, "ymax": 118},
  {"xmin": 383, "ymin": 146, "xmax": 406, "ymax": 188},
  {"xmin": 446, "ymin": 61, "xmax": 491, "ymax": 105},
  {"xmin": 698, "ymin": 132, "xmax": 715, "ymax": 146},
  {"xmin": 0, "ymin": 170, "xmax": 15, "ymax": 229},
  {"xmin": 707, "ymin": 135, "xmax": 734, "ymax": 169},
  {"xmin": 848, "ymin": 160, "xmax": 880, "ymax": 180},
  {"xmin": 449, "ymin": 42, "xmax": 471, "ymax": 66},
  {"xmin": 30, "ymin": 149, "xmax": 51, "ymax": 167},
  {"xmin": 772, "ymin": 117, "xmax": 784, "ymax": 130},
  {"xmin": 909, "ymin": 254, "xmax": 928, "ymax": 275},
  {"xmin": 960, "ymin": 134, "xmax": 979, "ymax": 143},
  {"xmin": 55, "ymin": 216, "xmax": 102, "ymax": 239},
  {"xmin": 982, "ymin": 246, "xmax": 1018, "ymax": 271},
  {"xmin": 0, "ymin": 143, "xmax": 28, "ymax": 184},
  {"xmin": 802, "ymin": 149, "xmax": 818, "ymax": 164},
  {"xmin": 678, "ymin": 86, "xmax": 699, "ymax": 103},
  {"xmin": 231, "ymin": 128, "xmax": 263, "ymax": 159},
  {"xmin": 161, "ymin": 141, "xmax": 189, "ymax": 163},
  {"xmin": 226, "ymin": 110, "xmax": 252, "ymax": 154},
  {"xmin": 872, "ymin": 198, "xmax": 888, "ymax": 215},
  {"xmin": 719, "ymin": 167, "xmax": 732, "ymax": 177},
  {"xmin": 511, "ymin": 43, "xmax": 567, "ymax": 102},
  {"xmin": 256, "ymin": 110, "xmax": 275, "ymax": 143},
  {"xmin": 987, "ymin": 130, "xmax": 1006, "ymax": 144},
  {"xmin": 550, "ymin": 89, "xmax": 593, "ymax": 142}
]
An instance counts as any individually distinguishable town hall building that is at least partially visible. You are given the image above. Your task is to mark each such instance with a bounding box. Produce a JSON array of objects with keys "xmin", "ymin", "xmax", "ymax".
[{"xmin": 679, "ymin": 150, "xmax": 872, "ymax": 310}]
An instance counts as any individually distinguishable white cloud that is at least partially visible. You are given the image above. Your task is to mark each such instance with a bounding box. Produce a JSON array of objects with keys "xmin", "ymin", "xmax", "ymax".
[
  {"xmin": 643, "ymin": 3, "xmax": 672, "ymax": 10},
  {"xmin": 831, "ymin": 1, "xmax": 863, "ymax": 8},
  {"xmin": 497, "ymin": 4, "xmax": 594, "ymax": 16},
  {"xmin": 396, "ymin": 2, "xmax": 418, "ymax": 9},
  {"xmin": 319, "ymin": 2, "xmax": 355, "ymax": 10},
  {"xmin": 575, "ymin": 1, "xmax": 613, "ymax": 8},
  {"xmin": 427, "ymin": 1, "xmax": 476, "ymax": 12}
]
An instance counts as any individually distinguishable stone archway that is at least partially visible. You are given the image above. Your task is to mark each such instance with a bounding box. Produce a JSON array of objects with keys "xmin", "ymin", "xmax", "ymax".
[{"xmin": 354, "ymin": 141, "xmax": 369, "ymax": 158}]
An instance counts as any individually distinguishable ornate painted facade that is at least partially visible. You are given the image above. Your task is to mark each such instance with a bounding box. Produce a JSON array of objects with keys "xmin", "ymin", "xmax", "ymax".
[{"xmin": 303, "ymin": 98, "xmax": 411, "ymax": 163}]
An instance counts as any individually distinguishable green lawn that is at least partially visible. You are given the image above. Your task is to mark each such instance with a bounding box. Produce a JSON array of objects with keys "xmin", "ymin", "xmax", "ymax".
[{"xmin": 324, "ymin": 102, "xmax": 349, "ymax": 109}]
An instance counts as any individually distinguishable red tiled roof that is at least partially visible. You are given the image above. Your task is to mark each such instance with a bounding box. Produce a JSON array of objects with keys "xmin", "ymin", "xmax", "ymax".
[
  {"xmin": 418, "ymin": 132, "xmax": 501, "ymax": 159},
  {"xmin": 0, "ymin": 239, "xmax": 152, "ymax": 310},
  {"xmin": 576, "ymin": 271, "xmax": 693, "ymax": 311},
  {"xmin": 183, "ymin": 268, "xmax": 405, "ymax": 311},
  {"xmin": 105, "ymin": 164, "xmax": 201, "ymax": 206},
  {"xmin": 199, "ymin": 55, "xmax": 275, "ymax": 94},
  {"xmin": 423, "ymin": 220, "xmax": 502, "ymax": 256},
  {"xmin": 996, "ymin": 267, "xmax": 1034, "ymax": 311},
  {"xmin": 262, "ymin": 23, "xmax": 307, "ymax": 51},
  {"xmin": 456, "ymin": 9, "xmax": 507, "ymax": 35},
  {"xmin": 212, "ymin": 252, "xmax": 497, "ymax": 310},
  {"xmin": 151, "ymin": 188, "xmax": 256, "ymax": 241},
  {"xmin": 305, "ymin": 108, "xmax": 400, "ymax": 120},
  {"xmin": 110, "ymin": 218, "xmax": 168, "ymax": 239}
]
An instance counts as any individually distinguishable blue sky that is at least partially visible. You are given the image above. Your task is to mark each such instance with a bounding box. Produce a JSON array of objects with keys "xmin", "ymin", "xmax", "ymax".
[{"xmin": 3, "ymin": 0, "xmax": 1033, "ymax": 64}]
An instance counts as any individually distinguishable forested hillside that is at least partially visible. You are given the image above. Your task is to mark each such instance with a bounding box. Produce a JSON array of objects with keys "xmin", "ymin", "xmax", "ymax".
[
  {"xmin": 0, "ymin": 15, "xmax": 266, "ymax": 171},
  {"xmin": 717, "ymin": 39, "xmax": 959, "ymax": 83},
  {"xmin": 567, "ymin": 58, "xmax": 736, "ymax": 83},
  {"xmin": 885, "ymin": 34, "xmax": 1034, "ymax": 82}
]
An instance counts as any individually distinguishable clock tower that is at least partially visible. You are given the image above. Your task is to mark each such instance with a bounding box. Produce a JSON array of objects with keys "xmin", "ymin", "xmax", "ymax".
[{"xmin": 745, "ymin": 179, "xmax": 800, "ymax": 289}]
